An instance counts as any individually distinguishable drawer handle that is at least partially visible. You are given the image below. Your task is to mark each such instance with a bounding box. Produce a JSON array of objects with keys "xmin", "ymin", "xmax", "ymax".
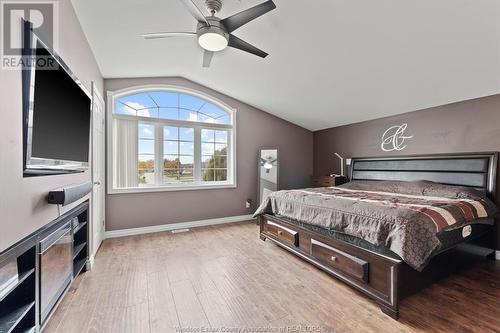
[
  {"xmin": 266, "ymin": 221, "xmax": 298, "ymax": 236},
  {"xmin": 331, "ymin": 256, "xmax": 337, "ymax": 262}
]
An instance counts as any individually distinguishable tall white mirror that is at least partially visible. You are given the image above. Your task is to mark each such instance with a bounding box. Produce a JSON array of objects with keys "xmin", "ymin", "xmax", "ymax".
[{"xmin": 258, "ymin": 148, "xmax": 279, "ymax": 204}]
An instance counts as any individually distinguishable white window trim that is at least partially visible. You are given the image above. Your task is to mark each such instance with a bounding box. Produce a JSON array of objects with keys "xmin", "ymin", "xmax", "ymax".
[{"xmin": 106, "ymin": 84, "xmax": 237, "ymax": 194}]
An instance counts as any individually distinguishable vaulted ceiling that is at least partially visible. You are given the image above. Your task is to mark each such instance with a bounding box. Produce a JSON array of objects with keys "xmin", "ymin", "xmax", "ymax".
[{"xmin": 72, "ymin": 0, "xmax": 500, "ymax": 131}]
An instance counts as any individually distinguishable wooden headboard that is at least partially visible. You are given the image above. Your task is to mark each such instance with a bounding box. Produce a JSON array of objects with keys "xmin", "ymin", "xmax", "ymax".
[{"xmin": 349, "ymin": 152, "xmax": 498, "ymax": 199}]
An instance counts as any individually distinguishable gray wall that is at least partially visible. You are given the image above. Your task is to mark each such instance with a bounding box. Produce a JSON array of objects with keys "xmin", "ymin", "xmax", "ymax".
[
  {"xmin": 0, "ymin": 0, "xmax": 103, "ymax": 252},
  {"xmin": 313, "ymin": 94, "xmax": 500, "ymax": 247},
  {"xmin": 104, "ymin": 77, "xmax": 313, "ymax": 231}
]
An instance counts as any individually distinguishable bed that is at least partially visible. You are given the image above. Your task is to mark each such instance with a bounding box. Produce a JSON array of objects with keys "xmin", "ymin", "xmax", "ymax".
[{"xmin": 254, "ymin": 153, "xmax": 498, "ymax": 319}]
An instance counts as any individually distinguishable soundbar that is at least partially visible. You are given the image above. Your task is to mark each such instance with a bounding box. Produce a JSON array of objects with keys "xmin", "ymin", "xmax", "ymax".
[{"xmin": 48, "ymin": 181, "xmax": 92, "ymax": 206}]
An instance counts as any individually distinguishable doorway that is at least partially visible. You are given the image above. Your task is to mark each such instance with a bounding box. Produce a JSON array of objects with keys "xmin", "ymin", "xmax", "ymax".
[{"xmin": 91, "ymin": 82, "xmax": 105, "ymax": 259}]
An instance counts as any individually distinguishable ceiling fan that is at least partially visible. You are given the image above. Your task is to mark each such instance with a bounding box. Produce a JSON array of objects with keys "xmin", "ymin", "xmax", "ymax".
[
  {"xmin": 141, "ymin": 0, "xmax": 276, "ymax": 67},
  {"xmin": 260, "ymin": 156, "xmax": 277, "ymax": 173}
]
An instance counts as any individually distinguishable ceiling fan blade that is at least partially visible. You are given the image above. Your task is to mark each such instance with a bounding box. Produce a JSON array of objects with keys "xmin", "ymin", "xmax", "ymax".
[
  {"xmin": 141, "ymin": 32, "xmax": 196, "ymax": 39},
  {"xmin": 202, "ymin": 50, "xmax": 214, "ymax": 67},
  {"xmin": 228, "ymin": 34, "xmax": 268, "ymax": 58},
  {"xmin": 179, "ymin": 0, "xmax": 210, "ymax": 25},
  {"xmin": 220, "ymin": 0, "xmax": 276, "ymax": 33}
]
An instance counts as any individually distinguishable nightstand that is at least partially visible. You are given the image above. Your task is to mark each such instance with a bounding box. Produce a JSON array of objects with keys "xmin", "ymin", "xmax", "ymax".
[{"xmin": 311, "ymin": 175, "xmax": 348, "ymax": 187}]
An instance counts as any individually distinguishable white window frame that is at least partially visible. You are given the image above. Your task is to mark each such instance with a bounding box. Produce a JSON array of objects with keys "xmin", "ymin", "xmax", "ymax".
[{"xmin": 107, "ymin": 84, "xmax": 237, "ymax": 194}]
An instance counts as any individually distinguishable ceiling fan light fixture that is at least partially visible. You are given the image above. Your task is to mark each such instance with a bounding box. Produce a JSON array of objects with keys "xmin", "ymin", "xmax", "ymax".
[
  {"xmin": 198, "ymin": 32, "xmax": 228, "ymax": 51},
  {"xmin": 263, "ymin": 162, "xmax": 273, "ymax": 170}
]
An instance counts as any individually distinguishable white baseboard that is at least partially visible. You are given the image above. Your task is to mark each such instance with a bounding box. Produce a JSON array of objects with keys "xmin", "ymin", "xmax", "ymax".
[
  {"xmin": 86, "ymin": 255, "xmax": 94, "ymax": 270},
  {"xmin": 496, "ymin": 250, "xmax": 500, "ymax": 260},
  {"xmin": 104, "ymin": 214, "xmax": 255, "ymax": 239}
]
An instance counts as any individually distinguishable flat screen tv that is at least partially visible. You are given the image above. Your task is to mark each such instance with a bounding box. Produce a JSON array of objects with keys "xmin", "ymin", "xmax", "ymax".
[{"xmin": 22, "ymin": 20, "xmax": 91, "ymax": 176}]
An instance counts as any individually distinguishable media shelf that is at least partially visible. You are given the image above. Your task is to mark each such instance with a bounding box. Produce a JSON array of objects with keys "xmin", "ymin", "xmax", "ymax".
[
  {"xmin": 73, "ymin": 257, "xmax": 87, "ymax": 278},
  {"xmin": 10, "ymin": 307, "xmax": 36, "ymax": 333},
  {"xmin": 72, "ymin": 243, "xmax": 86, "ymax": 260},
  {"xmin": 0, "ymin": 301, "xmax": 35, "ymax": 333},
  {"xmin": 0, "ymin": 243, "xmax": 36, "ymax": 333},
  {"xmin": 0, "ymin": 270, "xmax": 34, "ymax": 303},
  {"xmin": 72, "ymin": 208, "xmax": 88, "ymax": 279},
  {"xmin": 1, "ymin": 200, "xmax": 89, "ymax": 333},
  {"xmin": 73, "ymin": 221, "xmax": 87, "ymax": 235},
  {"xmin": 13, "ymin": 326, "xmax": 36, "ymax": 333}
]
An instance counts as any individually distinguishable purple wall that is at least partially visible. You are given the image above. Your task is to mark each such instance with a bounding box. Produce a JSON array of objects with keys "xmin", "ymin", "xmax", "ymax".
[
  {"xmin": 0, "ymin": 0, "xmax": 103, "ymax": 252},
  {"xmin": 104, "ymin": 77, "xmax": 313, "ymax": 231},
  {"xmin": 314, "ymin": 94, "xmax": 500, "ymax": 247}
]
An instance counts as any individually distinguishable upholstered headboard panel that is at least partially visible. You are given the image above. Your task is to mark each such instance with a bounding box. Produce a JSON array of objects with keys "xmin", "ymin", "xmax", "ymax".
[{"xmin": 349, "ymin": 153, "xmax": 498, "ymax": 198}]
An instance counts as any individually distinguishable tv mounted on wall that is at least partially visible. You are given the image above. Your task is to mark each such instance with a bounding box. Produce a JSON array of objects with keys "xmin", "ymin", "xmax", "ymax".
[{"xmin": 22, "ymin": 20, "xmax": 91, "ymax": 176}]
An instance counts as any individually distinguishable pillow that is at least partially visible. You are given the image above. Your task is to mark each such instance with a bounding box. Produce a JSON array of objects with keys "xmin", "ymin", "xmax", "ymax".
[{"xmin": 340, "ymin": 180, "xmax": 484, "ymax": 200}]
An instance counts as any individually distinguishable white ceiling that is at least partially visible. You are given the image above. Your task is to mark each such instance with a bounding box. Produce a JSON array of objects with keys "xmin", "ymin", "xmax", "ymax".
[{"xmin": 72, "ymin": 0, "xmax": 500, "ymax": 131}]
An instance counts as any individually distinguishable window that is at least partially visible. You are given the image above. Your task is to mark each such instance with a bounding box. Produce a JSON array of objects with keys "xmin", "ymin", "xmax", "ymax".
[
  {"xmin": 108, "ymin": 86, "xmax": 236, "ymax": 193},
  {"xmin": 138, "ymin": 123, "xmax": 155, "ymax": 186},
  {"xmin": 201, "ymin": 129, "xmax": 228, "ymax": 181},
  {"xmin": 163, "ymin": 126, "xmax": 194, "ymax": 184}
]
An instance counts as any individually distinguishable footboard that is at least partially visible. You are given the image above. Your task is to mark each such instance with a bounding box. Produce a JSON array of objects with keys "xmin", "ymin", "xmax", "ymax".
[{"xmin": 259, "ymin": 214, "xmax": 402, "ymax": 319}]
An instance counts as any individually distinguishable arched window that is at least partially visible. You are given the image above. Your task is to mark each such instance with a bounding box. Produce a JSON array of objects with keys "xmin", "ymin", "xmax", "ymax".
[{"xmin": 108, "ymin": 85, "xmax": 236, "ymax": 192}]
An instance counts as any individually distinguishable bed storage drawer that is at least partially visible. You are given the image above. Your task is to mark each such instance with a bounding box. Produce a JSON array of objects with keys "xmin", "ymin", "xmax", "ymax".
[
  {"xmin": 311, "ymin": 238, "xmax": 369, "ymax": 283},
  {"xmin": 264, "ymin": 220, "xmax": 299, "ymax": 247}
]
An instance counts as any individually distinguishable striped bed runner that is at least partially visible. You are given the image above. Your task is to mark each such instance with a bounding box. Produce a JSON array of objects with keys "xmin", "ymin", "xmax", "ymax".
[{"xmin": 294, "ymin": 187, "xmax": 489, "ymax": 232}]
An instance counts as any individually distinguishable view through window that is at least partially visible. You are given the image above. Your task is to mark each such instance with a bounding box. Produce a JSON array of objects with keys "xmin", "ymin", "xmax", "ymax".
[{"xmin": 110, "ymin": 88, "xmax": 234, "ymax": 191}]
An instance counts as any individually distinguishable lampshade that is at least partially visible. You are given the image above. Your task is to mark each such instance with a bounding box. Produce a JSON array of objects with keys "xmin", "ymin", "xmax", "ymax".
[{"xmin": 334, "ymin": 153, "xmax": 345, "ymax": 176}]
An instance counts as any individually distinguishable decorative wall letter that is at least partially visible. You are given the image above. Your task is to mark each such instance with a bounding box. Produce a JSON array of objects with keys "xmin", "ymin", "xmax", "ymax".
[{"xmin": 381, "ymin": 123, "xmax": 413, "ymax": 152}]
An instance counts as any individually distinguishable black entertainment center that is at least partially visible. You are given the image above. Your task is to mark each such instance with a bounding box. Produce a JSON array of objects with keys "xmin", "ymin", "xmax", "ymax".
[
  {"xmin": 0, "ymin": 19, "xmax": 94, "ymax": 333},
  {"xmin": 0, "ymin": 201, "xmax": 89, "ymax": 333}
]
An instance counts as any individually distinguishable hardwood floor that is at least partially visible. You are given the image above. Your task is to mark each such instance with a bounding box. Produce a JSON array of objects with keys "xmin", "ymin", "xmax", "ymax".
[{"xmin": 44, "ymin": 222, "xmax": 500, "ymax": 333}]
